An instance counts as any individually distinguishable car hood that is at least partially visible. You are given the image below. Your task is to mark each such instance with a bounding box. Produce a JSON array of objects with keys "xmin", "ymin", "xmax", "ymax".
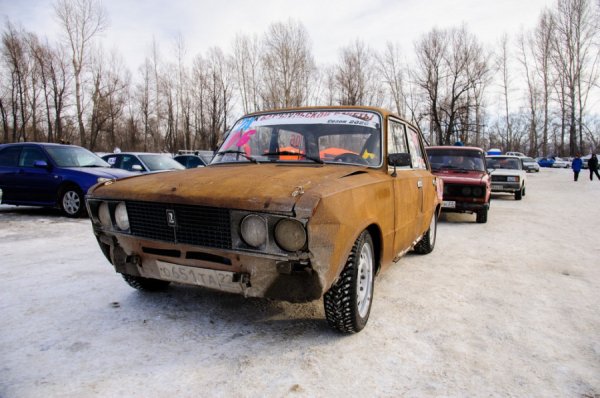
[
  {"xmin": 432, "ymin": 169, "xmax": 487, "ymax": 184},
  {"xmin": 489, "ymin": 169, "xmax": 526, "ymax": 176},
  {"xmin": 89, "ymin": 163, "xmax": 371, "ymax": 213},
  {"xmin": 69, "ymin": 166, "xmax": 135, "ymax": 179}
]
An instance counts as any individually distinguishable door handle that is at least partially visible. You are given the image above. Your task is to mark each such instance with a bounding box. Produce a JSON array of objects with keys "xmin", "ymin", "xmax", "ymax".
[{"xmin": 417, "ymin": 180, "xmax": 423, "ymax": 188}]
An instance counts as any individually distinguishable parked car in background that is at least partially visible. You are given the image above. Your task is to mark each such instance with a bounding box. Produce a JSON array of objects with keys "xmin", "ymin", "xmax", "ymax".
[
  {"xmin": 505, "ymin": 151, "xmax": 525, "ymax": 157},
  {"xmin": 551, "ymin": 157, "xmax": 571, "ymax": 168},
  {"xmin": 427, "ymin": 146, "xmax": 491, "ymax": 223},
  {"xmin": 486, "ymin": 155, "xmax": 527, "ymax": 200},
  {"xmin": 537, "ymin": 157, "xmax": 555, "ymax": 168},
  {"xmin": 173, "ymin": 154, "xmax": 206, "ymax": 168},
  {"xmin": 86, "ymin": 106, "xmax": 442, "ymax": 333},
  {"xmin": 520, "ymin": 156, "xmax": 540, "ymax": 172},
  {"xmin": 0, "ymin": 143, "xmax": 134, "ymax": 217},
  {"xmin": 102, "ymin": 152, "xmax": 185, "ymax": 173}
]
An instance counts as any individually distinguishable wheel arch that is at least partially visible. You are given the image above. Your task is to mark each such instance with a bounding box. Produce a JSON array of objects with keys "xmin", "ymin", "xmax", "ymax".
[{"xmin": 365, "ymin": 223, "xmax": 383, "ymax": 275}]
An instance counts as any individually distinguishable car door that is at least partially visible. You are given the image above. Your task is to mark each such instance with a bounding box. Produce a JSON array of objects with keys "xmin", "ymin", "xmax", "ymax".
[
  {"xmin": 0, "ymin": 145, "xmax": 23, "ymax": 202},
  {"xmin": 388, "ymin": 119, "xmax": 421, "ymax": 257},
  {"xmin": 15, "ymin": 146, "xmax": 60, "ymax": 204},
  {"xmin": 405, "ymin": 125, "xmax": 436, "ymax": 236}
]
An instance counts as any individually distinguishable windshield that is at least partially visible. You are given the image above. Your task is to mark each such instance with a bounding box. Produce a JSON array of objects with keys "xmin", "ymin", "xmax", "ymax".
[
  {"xmin": 46, "ymin": 146, "xmax": 110, "ymax": 167},
  {"xmin": 138, "ymin": 154, "xmax": 185, "ymax": 171},
  {"xmin": 486, "ymin": 157, "xmax": 522, "ymax": 170},
  {"xmin": 522, "ymin": 157, "xmax": 535, "ymax": 162},
  {"xmin": 427, "ymin": 149, "xmax": 485, "ymax": 171},
  {"xmin": 212, "ymin": 110, "xmax": 382, "ymax": 167}
]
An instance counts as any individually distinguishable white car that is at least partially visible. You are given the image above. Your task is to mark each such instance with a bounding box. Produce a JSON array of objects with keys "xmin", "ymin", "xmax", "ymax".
[
  {"xmin": 486, "ymin": 155, "xmax": 527, "ymax": 200},
  {"xmin": 551, "ymin": 157, "xmax": 571, "ymax": 168},
  {"xmin": 506, "ymin": 151, "xmax": 526, "ymax": 157},
  {"xmin": 520, "ymin": 156, "xmax": 540, "ymax": 172}
]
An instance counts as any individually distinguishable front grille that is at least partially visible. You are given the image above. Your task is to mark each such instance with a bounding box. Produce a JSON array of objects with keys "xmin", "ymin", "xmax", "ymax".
[
  {"xmin": 126, "ymin": 201, "xmax": 232, "ymax": 249},
  {"xmin": 443, "ymin": 184, "xmax": 485, "ymax": 198},
  {"xmin": 491, "ymin": 175, "xmax": 508, "ymax": 182}
]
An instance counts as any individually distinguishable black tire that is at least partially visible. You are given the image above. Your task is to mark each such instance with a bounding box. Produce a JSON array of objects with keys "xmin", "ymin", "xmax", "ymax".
[
  {"xmin": 413, "ymin": 211, "xmax": 437, "ymax": 254},
  {"xmin": 476, "ymin": 208, "xmax": 488, "ymax": 224},
  {"xmin": 122, "ymin": 274, "xmax": 171, "ymax": 291},
  {"xmin": 323, "ymin": 231, "xmax": 375, "ymax": 333},
  {"xmin": 59, "ymin": 185, "xmax": 86, "ymax": 218},
  {"xmin": 515, "ymin": 188, "xmax": 523, "ymax": 200}
]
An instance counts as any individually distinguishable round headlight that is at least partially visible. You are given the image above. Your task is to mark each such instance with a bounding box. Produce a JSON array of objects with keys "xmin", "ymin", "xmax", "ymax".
[
  {"xmin": 240, "ymin": 214, "xmax": 267, "ymax": 248},
  {"xmin": 98, "ymin": 202, "xmax": 111, "ymax": 227},
  {"xmin": 274, "ymin": 219, "xmax": 307, "ymax": 252},
  {"xmin": 461, "ymin": 186, "xmax": 472, "ymax": 196},
  {"xmin": 472, "ymin": 187, "xmax": 483, "ymax": 197},
  {"xmin": 115, "ymin": 202, "xmax": 129, "ymax": 230}
]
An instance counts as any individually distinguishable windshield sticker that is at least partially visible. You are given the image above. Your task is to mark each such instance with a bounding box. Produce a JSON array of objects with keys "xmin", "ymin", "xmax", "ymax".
[{"xmin": 235, "ymin": 111, "xmax": 379, "ymax": 130}]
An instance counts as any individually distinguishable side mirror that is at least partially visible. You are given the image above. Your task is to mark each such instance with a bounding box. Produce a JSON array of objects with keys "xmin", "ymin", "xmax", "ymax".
[
  {"xmin": 34, "ymin": 160, "xmax": 51, "ymax": 170},
  {"xmin": 388, "ymin": 153, "xmax": 412, "ymax": 167}
]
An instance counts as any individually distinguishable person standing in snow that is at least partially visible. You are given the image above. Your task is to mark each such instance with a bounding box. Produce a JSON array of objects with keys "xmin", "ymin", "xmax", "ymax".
[
  {"xmin": 588, "ymin": 154, "xmax": 600, "ymax": 181},
  {"xmin": 572, "ymin": 154, "xmax": 583, "ymax": 181}
]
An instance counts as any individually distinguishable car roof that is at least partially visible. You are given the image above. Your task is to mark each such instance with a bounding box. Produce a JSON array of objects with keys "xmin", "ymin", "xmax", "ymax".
[
  {"xmin": 102, "ymin": 152, "xmax": 170, "ymax": 156},
  {"xmin": 427, "ymin": 145, "xmax": 484, "ymax": 152},
  {"xmin": 486, "ymin": 155, "xmax": 521, "ymax": 159}
]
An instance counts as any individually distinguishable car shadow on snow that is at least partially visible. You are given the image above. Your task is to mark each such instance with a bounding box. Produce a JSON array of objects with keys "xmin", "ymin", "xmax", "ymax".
[{"xmin": 113, "ymin": 283, "xmax": 341, "ymax": 339}]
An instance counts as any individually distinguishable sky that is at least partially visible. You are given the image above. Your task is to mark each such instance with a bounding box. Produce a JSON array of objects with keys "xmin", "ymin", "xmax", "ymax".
[{"xmin": 1, "ymin": 0, "xmax": 556, "ymax": 71}]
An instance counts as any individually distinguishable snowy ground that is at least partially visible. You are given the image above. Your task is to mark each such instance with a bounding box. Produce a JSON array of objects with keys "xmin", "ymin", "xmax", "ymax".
[{"xmin": 1, "ymin": 168, "xmax": 599, "ymax": 398}]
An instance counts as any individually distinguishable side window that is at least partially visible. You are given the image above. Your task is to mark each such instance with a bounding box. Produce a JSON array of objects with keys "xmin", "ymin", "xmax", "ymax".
[
  {"xmin": 0, "ymin": 146, "xmax": 22, "ymax": 167},
  {"xmin": 19, "ymin": 147, "xmax": 48, "ymax": 167},
  {"xmin": 105, "ymin": 156, "xmax": 118, "ymax": 167},
  {"xmin": 121, "ymin": 155, "xmax": 143, "ymax": 171},
  {"xmin": 406, "ymin": 127, "xmax": 427, "ymax": 169},
  {"xmin": 388, "ymin": 121, "xmax": 408, "ymax": 154}
]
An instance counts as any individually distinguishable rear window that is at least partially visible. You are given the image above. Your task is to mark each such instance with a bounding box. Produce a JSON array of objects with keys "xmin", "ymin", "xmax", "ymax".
[{"xmin": 0, "ymin": 146, "xmax": 21, "ymax": 167}]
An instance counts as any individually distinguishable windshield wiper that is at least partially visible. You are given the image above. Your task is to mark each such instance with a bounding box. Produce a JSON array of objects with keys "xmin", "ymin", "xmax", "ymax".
[
  {"xmin": 262, "ymin": 151, "xmax": 324, "ymax": 164},
  {"xmin": 215, "ymin": 150, "xmax": 259, "ymax": 164}
]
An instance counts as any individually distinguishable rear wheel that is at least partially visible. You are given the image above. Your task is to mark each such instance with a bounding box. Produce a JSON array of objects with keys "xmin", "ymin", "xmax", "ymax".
[
  {"xmin": 59, "ymin": 185, "xmax": 86, "ymax": 217},
  {"xmin": 413, "ymin": 211, "xmax": 437, "ymax": 254},
  {"xmin": 323, "ymin": 231, "xmax": 375, "ymax": 333},
  {"xmin": 122, "ymin": 274, "xmax": 171, "ymax": 291}
]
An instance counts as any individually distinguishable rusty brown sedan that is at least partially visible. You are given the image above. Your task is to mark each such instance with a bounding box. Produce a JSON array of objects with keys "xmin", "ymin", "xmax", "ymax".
[{"xmin": 86, "ymin": 107, "xmax": 442, "ymax": 333}]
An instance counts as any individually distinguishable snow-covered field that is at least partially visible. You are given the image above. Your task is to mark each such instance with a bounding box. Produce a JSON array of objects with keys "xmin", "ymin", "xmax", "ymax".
[{"xmin": 1, "ymin": 168, "xmax": 599, "ymax": 397}]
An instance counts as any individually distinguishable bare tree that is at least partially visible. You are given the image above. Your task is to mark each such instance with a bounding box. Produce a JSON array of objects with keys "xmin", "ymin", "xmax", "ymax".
[
  {"xmin": 261, "ymin": 20, "xmax": 314, "ymax": 108},
  {"xmin": 55, "ymin": 0, "xmax": 107, "ymax": 147},
  {"xmin": 376, "ymin": 42, "xmax": 407, "ymax": 115},
  {"xmin": 414, "ymin": 27, "xmax": 489, "ymax": 145},
  {"xmin": 335, "ymin": 39, "xmax": 382, "ymax": 106},
  {"xmin": 232, "ymin": 33, "xmax": 262, "ymax": 114}
]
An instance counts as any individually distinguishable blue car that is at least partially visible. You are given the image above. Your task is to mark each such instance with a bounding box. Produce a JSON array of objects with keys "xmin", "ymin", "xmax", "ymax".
[
  {"xmin": 0, "ymin": 143, "xmax": 135, "ymax": 217},
  {"xmin": 537, "ymin": 157, "xmax": 555, "ymax": 168}
]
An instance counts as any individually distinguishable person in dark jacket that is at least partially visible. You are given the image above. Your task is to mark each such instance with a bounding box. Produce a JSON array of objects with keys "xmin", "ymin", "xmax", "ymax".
[
  {"xmin": 572, "ymin": 154, "xmax": 583, "ymax": 181},
  {"xmin": 588, "ymin": 154, "xmax": 600, "ymax": 181}
]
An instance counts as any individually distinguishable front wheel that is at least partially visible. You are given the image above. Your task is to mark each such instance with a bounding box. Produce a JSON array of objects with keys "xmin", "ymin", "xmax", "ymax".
[
  {"xmin": 476, "ymin": 208, "xmax": 488, "ymax": 224},
  {"xmin": 413, "ymin": 211, "xmax": 437, "ymax": 254},
  {"xmin": 60, "ymin": 186, "xmax": 86, "ymax": 217},
  {"xmin": 324, "ymin": 231, "xmax": 375, "ymax": 333},
  {"xmin": 515, "ymin": 187, "xmax": 523, "ymax": 200}
]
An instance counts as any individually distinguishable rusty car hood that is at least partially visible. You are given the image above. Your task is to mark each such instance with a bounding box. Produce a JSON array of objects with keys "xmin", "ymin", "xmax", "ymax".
[{"xmin": 89, "ymin": 163, "xmax": 372, "ymax": 213}]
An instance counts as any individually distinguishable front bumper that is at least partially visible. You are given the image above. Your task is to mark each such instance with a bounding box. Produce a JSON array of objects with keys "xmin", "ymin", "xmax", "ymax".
[
  {"xmin": 490, "ymin": 182, "xmax": 520, "ymax": 193},
  {"xmin": 94, "ymin": 229, "xmax": 323, "ymax": 302}
]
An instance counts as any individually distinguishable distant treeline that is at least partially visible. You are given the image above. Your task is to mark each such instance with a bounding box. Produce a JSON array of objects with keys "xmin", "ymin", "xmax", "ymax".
[{"xmin": 1, "ymin": 0, "xmax": 598, "ymax": 156}]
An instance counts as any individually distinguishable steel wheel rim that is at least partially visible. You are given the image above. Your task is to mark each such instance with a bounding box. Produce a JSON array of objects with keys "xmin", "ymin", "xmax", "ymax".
[
  {"xmin": 428, "ymin": 213, "xmax": 436, "ymax": 244},
  {"xmin": 63, "ymin": 191, "xmax": 80, "ymax": 215},
  {"xmin": 356, "ymin": 241, "xmax": 374, "ymax": 318}
]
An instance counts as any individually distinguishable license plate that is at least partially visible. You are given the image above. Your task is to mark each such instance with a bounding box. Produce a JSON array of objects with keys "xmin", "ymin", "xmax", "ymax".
[
  {"xmin": 442, "ymin": 200, "xmax": 456, "ymax": 208},
  {"xmin": 156, "ymin": 260, "xmax": 244, "ymax": 293},
  {"xmin": 491, "ymin": 185, "xmax": 503, "ymax": 190}
]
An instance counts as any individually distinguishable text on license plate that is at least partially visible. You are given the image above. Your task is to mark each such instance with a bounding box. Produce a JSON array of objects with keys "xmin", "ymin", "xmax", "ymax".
[
  {"xmin": 442, "ymin": 201, "xmax": 456, "ymax": 208},
  {"xmin": 156, "ymin": 260, "xmax": 244, "ymax": 293},
  {"xmin": 491, "ymin": 185, "xmax": 504, "ymax": 190}
]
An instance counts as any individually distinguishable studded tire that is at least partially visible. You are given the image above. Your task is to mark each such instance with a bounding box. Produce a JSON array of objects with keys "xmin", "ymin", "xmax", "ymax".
[
  {"xmin": 413, "ymin": 211, "xmax": 438, "ymax": 254},
  {"xmin": 323, "ymin": 230, "xmax": 375, "ymax": 334},
  {"xmin": 122, "ymin": 274, "xmax": 171, "ymax": 291}
]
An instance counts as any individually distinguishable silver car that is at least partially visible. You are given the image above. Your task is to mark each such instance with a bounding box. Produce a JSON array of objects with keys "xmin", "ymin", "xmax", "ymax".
[{"xmin": 520, "ymin": 156, "xmax": 540, "ymax": 173}]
